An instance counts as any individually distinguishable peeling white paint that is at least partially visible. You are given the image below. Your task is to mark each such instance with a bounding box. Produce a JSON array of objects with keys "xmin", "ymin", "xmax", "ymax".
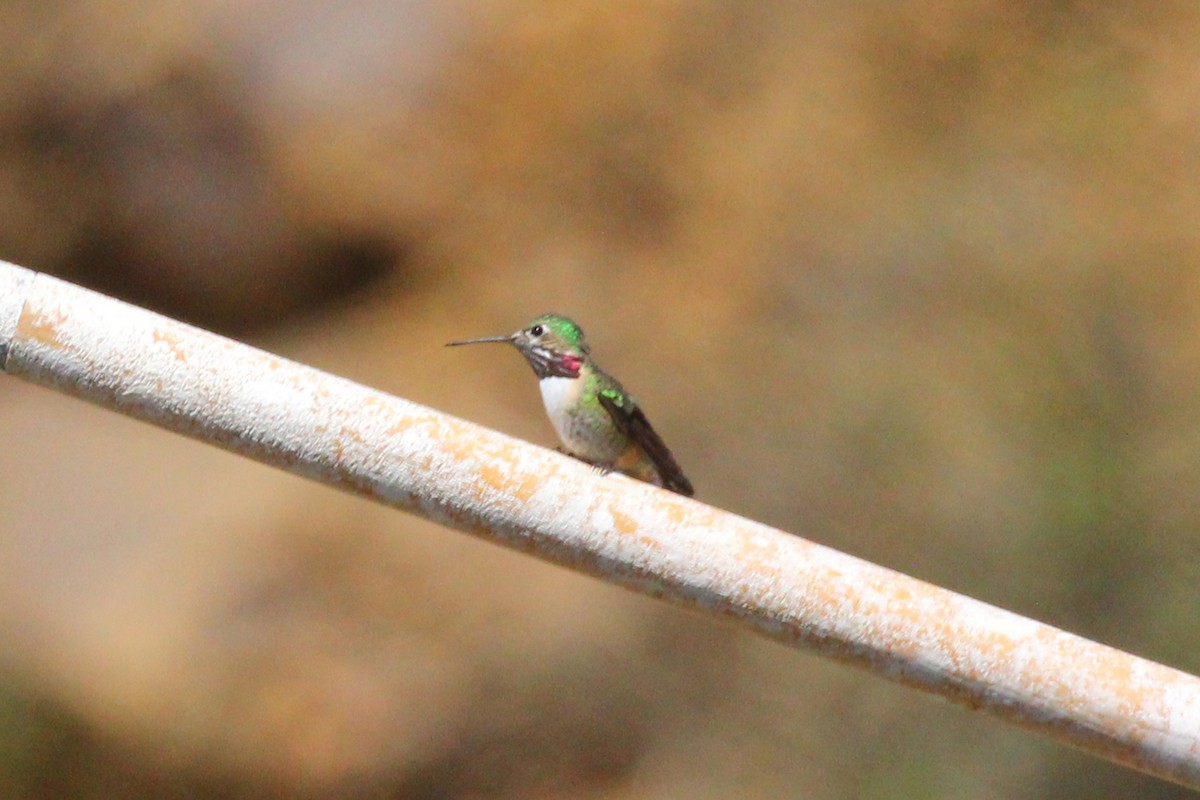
[
  {"xmin": 0, "ymin": 260, "xmax": 34, "ymax": 369},
  {"xmin": 2, "ymin": 260, "xmax": 1200, "ymax": 788}
]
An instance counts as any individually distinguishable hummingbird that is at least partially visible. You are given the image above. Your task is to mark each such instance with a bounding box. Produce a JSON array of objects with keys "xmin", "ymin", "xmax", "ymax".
[{"xmin": 447, "ymin": 314, "xmax": 694, "ymax": 496}]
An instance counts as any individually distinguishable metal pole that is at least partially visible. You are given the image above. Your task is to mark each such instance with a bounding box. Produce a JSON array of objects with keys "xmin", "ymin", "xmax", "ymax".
[{"xmin": 1, "ymin": 259, "xmax": 1198, "ymax": 788}]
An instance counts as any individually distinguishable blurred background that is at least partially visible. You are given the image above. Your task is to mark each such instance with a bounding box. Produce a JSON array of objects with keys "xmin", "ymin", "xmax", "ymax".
[{"xmin": 1, "ymin": 1, "xmax": 1198, "ymax": 797}]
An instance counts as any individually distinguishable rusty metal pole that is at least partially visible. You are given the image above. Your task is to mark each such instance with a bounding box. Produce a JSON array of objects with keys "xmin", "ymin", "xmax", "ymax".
[{"xmin": 1, "ymin": 259, "xmax": 1199, "ymax": 787}]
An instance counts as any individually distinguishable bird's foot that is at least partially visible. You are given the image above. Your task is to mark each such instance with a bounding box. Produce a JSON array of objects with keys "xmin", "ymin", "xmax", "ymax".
[{"xmin": 555, "ymin": 447, "xmax": 614, "ymax": 476}]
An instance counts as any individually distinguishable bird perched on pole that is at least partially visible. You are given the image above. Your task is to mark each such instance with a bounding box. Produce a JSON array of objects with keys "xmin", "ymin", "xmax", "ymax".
[{"xmin": 448, "ymin": 314, "xmax": 693, "ymax": 496}]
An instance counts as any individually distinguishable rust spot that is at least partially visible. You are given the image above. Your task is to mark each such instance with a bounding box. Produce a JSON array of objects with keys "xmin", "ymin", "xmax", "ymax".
[
  {"xmin": 338, "ymin": 425, "xmax": 367, "ymax": 446},
  {"xmin": 509, "ymin": 472, "xmax": 540, "ymax": 502},
  {"xmin": 18, "ymin": 308, "xmax": 67, "ymax": 349},
  {"xmin": 474, "ymin": 459, "xmax": 542, "ymax": 503},
  {"xmin": 152, "ymin": 328, "xmax": 188, "ymax": 362},
  {"xmin": 477, "ymin": 461, "xmax": 509, "ymax": 489},
  {"xmin": 386, "ymin": 414, "xmax": 439, "ymax": 438},
  {"xmin": 610, "ymin": 507, "xmax": 638, "ymax": 535}
]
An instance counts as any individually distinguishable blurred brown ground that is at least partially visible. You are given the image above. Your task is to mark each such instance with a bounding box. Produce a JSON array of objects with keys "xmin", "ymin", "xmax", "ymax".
[{"xmin": 1, "ymin": 1, "xmax": 1199, "ymax": 797}]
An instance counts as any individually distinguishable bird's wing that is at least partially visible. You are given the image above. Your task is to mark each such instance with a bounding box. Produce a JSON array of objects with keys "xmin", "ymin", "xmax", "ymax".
[{"xmin": 598, "ymin": 389, "xmax": 694, "ymax": 496}]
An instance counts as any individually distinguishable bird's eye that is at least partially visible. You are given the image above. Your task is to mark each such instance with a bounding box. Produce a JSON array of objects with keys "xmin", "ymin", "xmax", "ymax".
[{"xmin": 530, "ymin": 324, "xmax": 545, "ymax": 337}]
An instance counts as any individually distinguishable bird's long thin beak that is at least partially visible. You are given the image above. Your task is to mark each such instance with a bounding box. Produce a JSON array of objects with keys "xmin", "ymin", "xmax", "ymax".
[{"xmin": 445, "ymin": 335, "xmax": 512, "ymax": 347}]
